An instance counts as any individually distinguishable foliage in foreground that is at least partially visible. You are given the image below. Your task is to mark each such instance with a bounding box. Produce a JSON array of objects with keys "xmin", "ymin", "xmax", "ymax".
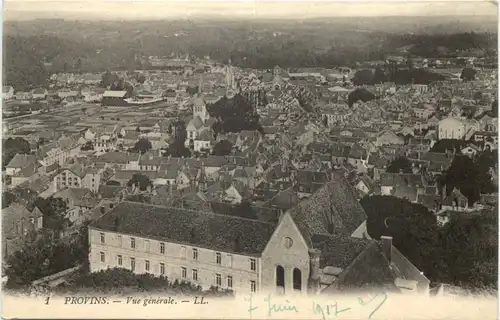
[{"xmin": 54, "ymin": 268, "xmax": 234, "ymax": 297}]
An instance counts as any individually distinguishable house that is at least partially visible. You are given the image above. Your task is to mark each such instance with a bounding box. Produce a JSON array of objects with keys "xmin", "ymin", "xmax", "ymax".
[
  {"xmin": 53, "ymin": 163, "xmax": 105, "ymax": 193},
  {"xmin": 52, "ymin": 188, "xmax": 99, "ymax": 224},
  {"xmin": 460, "ymin": 143, "xmax": 481, "ymax": 158},
  {"xmin": 5, "ymin": 154, "xmax": 37, "ymax": 176},
  {"xmin": 376, "ymin": 131, "xmax": 405, "ymax": 146},
  {"xmin": 438, "ymin": 117, "xmax": 465, "ymax": 140},
  {"xmin": 441, "ymin": 187, "xmax": 468, "ymax": 211},
  {"xmin": 2, "ymin": 204, "xmax": 43, "ymax": 259},
  {"xmin": 32, "ymin": 88, "xmax": 48, "ymax": 100},
  {"xmin": 3, "ymin": 86, "xmax": 14, "ymax": 100},
  {"xmin": 102, "ymin": 91, "xmax": 130, "ymax": 106},
  {"xmin": 88, "ymin": 173, "xmax": 429, "ymax": 295},
  {"xmin": 194, "ymin": 129, "xmax": 214, "ymax": 152}
]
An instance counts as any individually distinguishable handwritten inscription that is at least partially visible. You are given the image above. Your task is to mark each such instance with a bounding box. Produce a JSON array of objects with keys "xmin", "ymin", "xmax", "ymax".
[{"xmin": 246, "ymin": 291, "xmax": 388, "ymax": 320}]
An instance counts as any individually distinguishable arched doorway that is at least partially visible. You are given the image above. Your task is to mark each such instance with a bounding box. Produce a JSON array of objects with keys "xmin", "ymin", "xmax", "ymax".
[
  {"xmin": 293, "ymin": 268, "xmax": 302, "ymax": 291},
  {"xmin": 276, "ymin": 265, "xmax": 285, "ymax": 292}
]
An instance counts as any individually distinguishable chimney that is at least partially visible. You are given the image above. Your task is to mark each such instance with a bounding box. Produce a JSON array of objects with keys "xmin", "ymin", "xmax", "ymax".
[
  {"xmin": 308, "ymin": 248, "xmax": 321, "ymax": 280},
  {"xmin": 114, "ymin": 216, "xmax": 121, "ymax": 231},
  {"xmin": 381, "ymin": 236, "xmax": 393, "ymax": 262}
]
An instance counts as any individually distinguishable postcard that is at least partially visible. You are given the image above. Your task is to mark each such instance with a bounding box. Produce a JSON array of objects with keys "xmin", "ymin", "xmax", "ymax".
[{"xmin": 1, "ymin": 0, "xmax": 498, "ymax": 319}]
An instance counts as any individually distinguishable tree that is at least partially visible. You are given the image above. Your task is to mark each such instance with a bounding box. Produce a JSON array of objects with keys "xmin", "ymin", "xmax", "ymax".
[
  {"xmin": 3, "ymin": 137, "xmax": 31, "ymax": 169},
  {"xmin": 127, "ymin": 174, "xmax": 152, "ymax": 191},
  {"xmin": 372, "ymin": 68, "xmax": 388, "ymax": 84},
  {"xmin": 2, "ymin": 191, "xmax": 16, "ymax": 208},
  {"xmin": 81, "ymin": 141, "xmax": 94, "ymax": 151},
  {"xmin": 167, "ymin": 121, "xmax": 191, "ymax": 158},
  {"xmin": 207, "ymin": 94, "xmax": 261, "ymax": 134},
  {"xmin": 473, "ymin": 91, "xmax": 483, "ymax": 104},
  {"xmin": 491, "ymin": 99, "xmax": 498, "ymax": 117},
  {"xmin": 100, "ymin": 71, "xmax": 119, "ymax": 88},
  {"xmin": 443, "ymin": 154, "xmax": 495, "ymax": 205},
  {"xmin": 186, "ymin": 86, "xmax": 199, "ymax": 96},
  {"xmin": 351, "ymin": 69, "xmax": 374, "ymax": 85},
  {"xmin": 386, "ymin": 157, "xmax": 413, "ymax": 174},
  {"xmin": 137, "ymin": 74, "xmax": 146, "ymax": 84},
  {"xmin": 360, "ymin": 195, "xmax": 442, "ymax": 282},
  {"xmin": 211, "ymin": 140, "xmax": 233, "ymax": 156},
  {"xmin": 460, "ymin": 67, "xmax": 477, "ymax": 82},
  {"xmin": 34, "ymin": 197, "xmax": 69, "ymax": 231},
  {"xmin": 134, "ymin": 138, "xmax": 152, "ymax": 154},
  {"xmin": 347, "ymin": 88, "xmax": 375, "ymax": 107},
  {"xmin": 430, "ymin": 139, "xmax": 466, "ymax": 153},
  {"xmin": 231, "ymin": 200, "xmax": 258, "ymax": 220}
]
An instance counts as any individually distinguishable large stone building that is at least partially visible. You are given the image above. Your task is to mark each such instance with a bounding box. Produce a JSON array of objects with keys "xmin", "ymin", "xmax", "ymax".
[
  {"xmin": 88, "ymin": 174, "xmax": 430, "ymax": 295},
  {"xmin": 438, "ymin": 117, "xmax": 465, "ymax": 140}
]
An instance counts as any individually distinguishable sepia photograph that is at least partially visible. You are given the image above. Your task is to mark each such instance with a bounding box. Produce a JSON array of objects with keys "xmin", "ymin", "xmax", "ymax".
[{"xmin": 1, "ymin": 0, "xmax": 498, "ymax": 319}]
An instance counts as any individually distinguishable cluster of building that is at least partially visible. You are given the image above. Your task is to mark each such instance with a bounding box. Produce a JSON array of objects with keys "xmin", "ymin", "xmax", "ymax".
[{"xmin": 2, "ymin": 53, "xmax": 498, "ymax": 296}]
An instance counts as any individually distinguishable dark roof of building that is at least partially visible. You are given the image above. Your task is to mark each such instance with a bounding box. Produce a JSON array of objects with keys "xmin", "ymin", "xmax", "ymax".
[
  {"xmin": 90, "ymin": 201, "xmax": 276, "ymax": 256},
  {"xmin": 287, "ymin": 172, "xmax": 368, "ymax": 246},
  {"xmin": 311, "ymin": 234, "xmax": 372, "ymax": 269}
]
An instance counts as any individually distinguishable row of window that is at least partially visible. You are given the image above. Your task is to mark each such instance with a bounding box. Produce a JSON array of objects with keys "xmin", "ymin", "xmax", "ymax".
[
  {"xmin": 99, "ymin": 233, "xmax": 257, "ymax": 271},
  {"xmin": 99, "ymin": 252, "xmax": 256, "ymax": 292}
]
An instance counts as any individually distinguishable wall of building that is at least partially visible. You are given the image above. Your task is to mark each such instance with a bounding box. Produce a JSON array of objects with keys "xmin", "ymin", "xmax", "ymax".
[
  {"xmin": 89, "ymin": 228, "xmax": 260, "ymax": 293},
  {"xmin": 260, "ymin": 214, "xmax": 310, "ymax": 295}
]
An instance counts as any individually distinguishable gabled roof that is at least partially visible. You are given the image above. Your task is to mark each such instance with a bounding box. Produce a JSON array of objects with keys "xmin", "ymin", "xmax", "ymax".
[
  {"xmin": 90, "ymin": 201, "xmax": 276, "ymax": 255},
  {"xmin": 6, "ymin": 154, "xmax": 37, "ymax": 169},
  {"xmin": 287, "ymin": 172, "xmax": 368, "ymax": 245}
]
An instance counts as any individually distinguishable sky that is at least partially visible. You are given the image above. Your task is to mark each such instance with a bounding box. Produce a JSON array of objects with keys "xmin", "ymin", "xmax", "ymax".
[{"xmin": 3, "ymin": 0, "xmax": 499, "ymax": 20}]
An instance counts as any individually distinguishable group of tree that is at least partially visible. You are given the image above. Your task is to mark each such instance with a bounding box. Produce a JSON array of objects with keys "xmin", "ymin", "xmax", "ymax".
[
  {"xmin": 4, "ymin": 220, "xmax": 90, "ymax": 290},
  {"xmin": 100, "ymin": 71, "xmax": 134, "ymax": 96},
  {"xmin": 127, "ymin": 174, "xmax": 153, "ymax": 191},
  {"xmin": 53, "ymin": 268, "xmax": 233, "ymax": 296},
  {"xmin": 461, "ymin": 67, "xmax": 477, "ymax": 82},
  {"xmin": 430, "ymin": 139, "xmax": 468, "ymax": 154},
  {"xmin": 361, "ymin": 195, "xmax": 497, "ymax": 292},
  {"xmin": 207, "ymin": 94, "xmax": 262, "ymax": 134},
  {"xmin": 386, "ymin": 157, "xmax": 413, "ymax": 174},
  {"xmin": 80, "ymin": 141, "xmax": 94, "ymax": 151},
  {"xmin": 166, "ymin": 121, "xmax": 191, "ymax": 158},
  {"xmin": 133, "ymin": 138, "xmax": 152, "ymax": 154},
  {"xmin": 3, "ymin": 137, "xmax": 31, "ymax": 170},
  {"xmin": 211, "ymin": 140, "xmax": 233, "ymax": 156},
  {"xmin": 34, "ymin": 196, "xmax": 71, "ymax": 232},
  {"xmin": 443, "ymin": 152, "xmax": 497, "ymax": 205},
  {"xmin": 347, "ymin": 88, "xmax": 376, "ymax": 107}
]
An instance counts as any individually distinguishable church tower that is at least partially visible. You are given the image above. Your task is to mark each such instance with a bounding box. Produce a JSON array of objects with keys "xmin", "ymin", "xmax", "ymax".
[{"xmin": 225, "ymin": 59, "xmax": 236, "ymax": 90}]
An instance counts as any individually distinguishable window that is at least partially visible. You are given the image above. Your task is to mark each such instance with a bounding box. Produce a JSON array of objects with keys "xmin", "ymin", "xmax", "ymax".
[
  {"xmin": 276, "ymin": 265, "xmax": 285, "ymax": 288},
  {"xmin": 227, "ymin": 254, "xmax": 233, "ymax": 268},
  {"xmin": 192, "ymin": 248, "xmax": 198, "ymax": 260},
  {"xmin": 145, "ymin": 240, "xmax": 150, "ymax": 252},
  {"xmin": 250, "ymin": 258, "xmax": 256, "ymax": 271},
  {"xmin": 160, "ymin": 263, "xmax": 165, "ymax": 275},
  {"xmin": 100, "ymin": 252, "xmax": 105, "ymax": 263},
  {"xmin": 181, "ymin": 267, "xmax": 187, "ymax": 279},
  {"xmin": 160, "ymin": 242, "xmax": 165, "ymax": 254},
  {"xmin": 293, "ymin": 268, "xmax": 302, "ymax": 291},
  {"xmin": 117, "ymin": 235, "xmax": 122, "ymax": 246},
  {"xmin": 145, "ymin": 260, "xmax": 150, "ymax": 272},
  {"xmin": 215, "ymin": 273, "xmax": 222, "ymax": 286},
  {"xmin": 192, "ymin": 269, "xmax": 198, "ymax": 281},
  {"xmin": 130, "ymin": 237, "xmax": 136, "ymax": 249},
  {"xmin": 180, "ymin": 247, "xmax": 186, "ymax": 259},
  {"xmin": 227, "ymin": 276, "xmax": 233, "ymax": 288},
  {"xmin": 117, "ymin": 255, "xmax": 122, "ymax": 266},
  {"xmin": 216, "ymin": 252, "xmax": 221, "ymax": 265},
  {"xmin": 250, "ymin": 280, "xmax": 256, "ymax": 293},
  {"xmin": 100, "ymin": 232, "xmax": 105, "ymax": 244},
  {"xmin": 130, "ymin": 258, "xmax": 136, "ymax": 271}
]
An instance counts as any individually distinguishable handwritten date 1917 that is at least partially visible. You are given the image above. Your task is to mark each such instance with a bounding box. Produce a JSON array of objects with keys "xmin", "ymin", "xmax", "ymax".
[{"xmin": 313, "ymin": 292, "xmax": 388, "ymax": 320}]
